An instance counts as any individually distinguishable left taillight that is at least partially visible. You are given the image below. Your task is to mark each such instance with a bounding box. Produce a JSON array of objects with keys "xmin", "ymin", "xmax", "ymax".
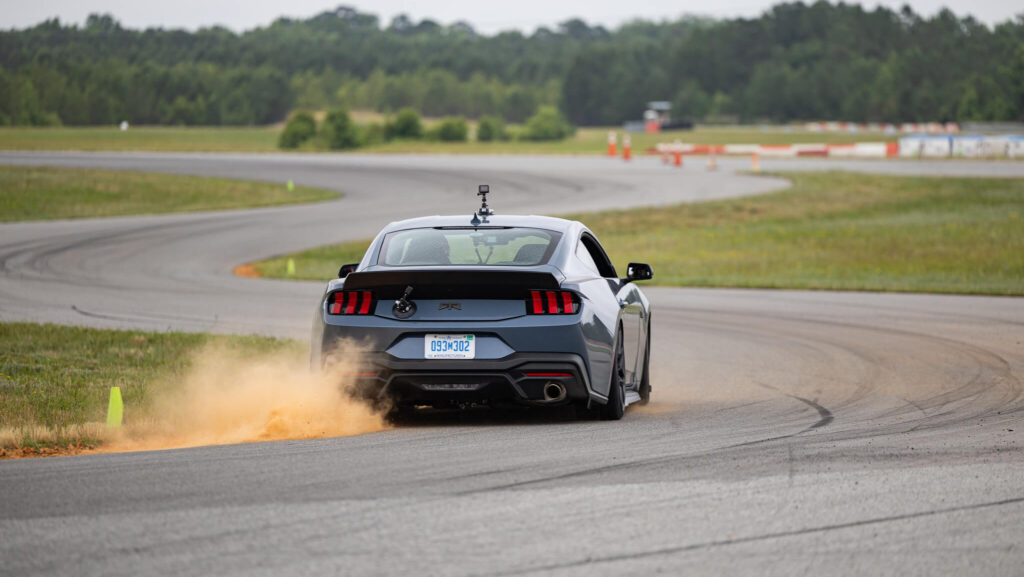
[
  {"xmin": 527, "ymin": 290, "xmax": 580, "ymax": 315},
  {"xmin": 327, "ymin": 291, "xmax": 375, "ymax": 315}
]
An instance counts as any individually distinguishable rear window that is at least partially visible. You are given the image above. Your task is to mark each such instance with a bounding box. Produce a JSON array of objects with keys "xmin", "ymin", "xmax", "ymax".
[{"xmin": 379, "ymin": 227, "xmax": 562, "ymax": 267}]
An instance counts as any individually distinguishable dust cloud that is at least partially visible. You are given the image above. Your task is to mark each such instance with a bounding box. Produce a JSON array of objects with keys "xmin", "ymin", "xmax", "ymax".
[{"xmin": 103, "ymin": 340, "xmax": 389, "ymax": 453}]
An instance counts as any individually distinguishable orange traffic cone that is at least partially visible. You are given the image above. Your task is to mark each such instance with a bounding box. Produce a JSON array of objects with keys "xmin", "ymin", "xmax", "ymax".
[
  {"xmin": 751, "ymin": 152, "xmax": 760, "ymax": 172},
  {"xmin": 607, "ymin": 131, "xmax": 617, "ymax": 157},
  {"xmin": 622, "ymin": 135, "xmax": 632, "ymax": 161},
  {"xmin": 673, "ymin": 151, "xmax": 683, "ymax": 167},
  {"xmin": 707, "ymin": 152, "xmax": 717, "ymax": 171}
]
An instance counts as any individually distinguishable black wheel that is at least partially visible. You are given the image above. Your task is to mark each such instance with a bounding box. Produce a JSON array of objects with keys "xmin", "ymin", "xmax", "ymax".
[
  {"xmin": 638, "ymin": 321, "xmax": 651, "ymax": 405},
  {"xmin": 601, "ymin": 331, "xmax": 626, "ymax": 420}
]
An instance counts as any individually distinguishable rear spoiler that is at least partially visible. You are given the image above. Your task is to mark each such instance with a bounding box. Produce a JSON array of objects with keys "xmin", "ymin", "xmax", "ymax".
[{"xmin": 342, "ymin": 269, "xmax": 561, "ymax": 299}]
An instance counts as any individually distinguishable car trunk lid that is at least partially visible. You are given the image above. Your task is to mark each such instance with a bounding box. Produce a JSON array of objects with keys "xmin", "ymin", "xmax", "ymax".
[{"xmin": 341, "ymin": 268, "xmax": 560, "ymax": 322}]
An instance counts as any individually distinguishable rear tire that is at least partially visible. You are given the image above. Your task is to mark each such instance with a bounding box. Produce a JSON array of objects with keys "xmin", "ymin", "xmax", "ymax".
[
  {"xmin": 638, "ymin": 322, "xmax": 652, "ymax": 405},
  {"xmin": 601, "ymin": 331, "xmax": 626, "ymax": 421},
  {"xmin": 384, "ymin": 404, "xmax": 411, "ymax": 425}
]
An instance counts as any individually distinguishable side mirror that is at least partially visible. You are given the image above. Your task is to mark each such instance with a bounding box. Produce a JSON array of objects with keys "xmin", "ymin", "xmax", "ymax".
[
  {"xmin": 625, "ymin": 262, "xmax": 653, "ymax": 282},
  {"xmin": 338, "ymin": 263, "xmax": 358, "ymax": 278}
]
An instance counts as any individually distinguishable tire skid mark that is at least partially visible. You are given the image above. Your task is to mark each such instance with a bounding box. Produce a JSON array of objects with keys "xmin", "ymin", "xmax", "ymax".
[
  {"xmin": 487, "ymin": 496, "xmax": 1024, "ymax": 576},
  {"xmin": 457, "ymin": 405, "xmax": 835, "ymax": 495},
  {"xmin": 677, "ymin": 314, "xmax": 879, "ymax": 409},
  {"xmin": 665, "ymin": 305, "xmax": 1024, "ymax": 437},
  {"xmin": 756, "ymin": 382, "xmax": 834, "ymax": 431},
  {"xmin": 454, "ymin": 308, "xmax": 893, "ymax": 493},
  {"xmin": 669, "ymin": 312, "xmax": 881, "ymax": 420}
]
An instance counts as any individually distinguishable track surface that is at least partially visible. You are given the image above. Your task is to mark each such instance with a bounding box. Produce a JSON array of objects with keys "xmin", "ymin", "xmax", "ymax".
[{"xmin": 1, "ymin": 152, "xmax": 1023, "ymax": 576}]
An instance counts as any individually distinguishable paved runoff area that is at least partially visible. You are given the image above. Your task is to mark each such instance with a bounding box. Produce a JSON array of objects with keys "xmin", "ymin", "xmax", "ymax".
[{"xmin": 1, "ymin": 152, "xmax": 1022, "ymax": 576}]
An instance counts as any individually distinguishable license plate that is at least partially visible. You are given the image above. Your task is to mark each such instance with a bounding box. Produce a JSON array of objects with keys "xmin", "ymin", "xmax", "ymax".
[{"xmin": 424, "ymin": 334, "xmax": 475, "ymax": 359}]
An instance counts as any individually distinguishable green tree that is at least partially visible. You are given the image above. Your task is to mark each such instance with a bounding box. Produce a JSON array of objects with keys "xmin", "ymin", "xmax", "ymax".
[
  {"xmin": 476, "ymin": 115, "xmax": 505, "ymax": 141},
  {"xmin": 1, "ymin": 5, "xmax": 1022, "ymax": 126},
  {"xmin": 321, "ymin": 107, "xmax": 359, "ymax": 150},
  {"xmin": 431, "ymin": 116, "xmax": 468, "ymax": 141},
  {"xmin": 522, "ymin": 106, "xmax": 573, "ymax": 141},
  {"xmin": 387, "ymin": 107, "xmax": 423, "ymax": 139},
  {"xmin": 360, "ymin": 122, "xmax": 388, "ymax": 146},
  {"xmin": 672, "ymin": 81, "xmax": 711, "ymax": 121},
  {"xmin": 1006, "ymin": 44, "xmax": 1024, "ymax": 121},
  {"xmin": 957, "ymin": 85, "xmax": 981, "ymax": 121},
  {"xmin": 278, "ymin": 111, "xmax": 316, "ymax": 149}
]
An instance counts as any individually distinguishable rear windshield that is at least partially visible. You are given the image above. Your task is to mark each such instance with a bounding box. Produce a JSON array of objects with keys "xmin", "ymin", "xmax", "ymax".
[{"xmin": 379, "ymin": 227, "xmax": 562, "ymax": 267}]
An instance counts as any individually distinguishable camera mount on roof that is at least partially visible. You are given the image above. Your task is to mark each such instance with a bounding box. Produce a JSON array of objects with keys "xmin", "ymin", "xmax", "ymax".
[{"xmin": 471, "ymin": 184, "xmax": 493, "ymax": 226}]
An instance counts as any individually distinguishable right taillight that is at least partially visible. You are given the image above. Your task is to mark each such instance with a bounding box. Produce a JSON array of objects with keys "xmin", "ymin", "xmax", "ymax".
[
  {"xmin": 327, "ymin": 291, "xmax": 375, "ymax": 315},
  {"xmin": 527, "ymin": 290, "xmax": 579, "ymax": 315}
]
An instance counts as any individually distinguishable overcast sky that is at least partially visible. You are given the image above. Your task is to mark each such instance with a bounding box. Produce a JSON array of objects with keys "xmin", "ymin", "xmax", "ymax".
[{"xmin": 1, "ymin": 0, "xmax": 1020, "ymax": 33}]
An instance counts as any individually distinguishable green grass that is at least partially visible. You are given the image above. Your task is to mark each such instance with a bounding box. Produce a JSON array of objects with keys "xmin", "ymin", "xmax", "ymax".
[
  {"xmin": 250, "ymin": 172, "xmax": 1024, "ymax": 295},
  {"xmin": 0, "ymin": 126, "xmax": 280, "ymax": 152},
  {"xmin": 0, "ymin": 124, "xmax": 893, "ymax": 154},
  {"xmin": 252, "ymin": 239, "xmax": 369, "ymax": 280},
  {"xmin": 0, "ymin": 165, "xmax": 337, "ymax": 221},
  {"xmin": 0, "ymin": 323, "xmax": 301, "ymax": 449},
  {"xmin": 360, "ymin": 126, "xmax": 896, "ymax": 154}
]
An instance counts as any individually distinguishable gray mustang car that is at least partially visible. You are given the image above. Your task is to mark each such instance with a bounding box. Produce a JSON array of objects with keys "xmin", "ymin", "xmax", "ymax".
[{"xmin": 311, "ymin": 187, "xmax": 653, "ymax": 420}]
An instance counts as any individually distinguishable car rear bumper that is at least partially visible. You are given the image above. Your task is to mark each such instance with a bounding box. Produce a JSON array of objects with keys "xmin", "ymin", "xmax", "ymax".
[{"xmin": 333, "ymin": 352, "xmax": 592, "ymax": 407}]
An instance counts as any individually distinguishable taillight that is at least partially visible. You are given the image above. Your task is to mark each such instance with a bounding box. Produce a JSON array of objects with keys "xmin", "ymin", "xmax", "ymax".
[
  {"xmin": 527, "ymin": 290, "xmax": 579, "ymax": 314},
  {"xmin": 328, "ymin": 291, "xmax": 375, "ymax": 315}
]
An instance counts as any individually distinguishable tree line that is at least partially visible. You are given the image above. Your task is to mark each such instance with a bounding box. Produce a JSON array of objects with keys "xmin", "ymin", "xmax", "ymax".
[
  {"xmin": 1, "ymin": 4, "xmax": 1022, "ymax": 127},
  {"xmin": 279, "ymin": 106, "xmax": 572, "ymax": 150}
]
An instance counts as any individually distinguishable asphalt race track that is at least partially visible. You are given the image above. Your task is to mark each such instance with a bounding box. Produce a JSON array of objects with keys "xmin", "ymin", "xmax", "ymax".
[{"xmin": 1, "ymin": 152, "xmax": 1022, "ymax": 576}]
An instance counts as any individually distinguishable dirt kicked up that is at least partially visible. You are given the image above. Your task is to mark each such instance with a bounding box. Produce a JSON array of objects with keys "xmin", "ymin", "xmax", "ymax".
[{"xmin": 2, "ymin": 340, "xmax": 389, "ymax": 458}]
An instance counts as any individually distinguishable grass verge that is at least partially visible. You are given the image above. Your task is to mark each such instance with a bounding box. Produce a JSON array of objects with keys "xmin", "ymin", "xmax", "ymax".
[
  {"xmin": 362, "ymin": 126, "xmax": 896, "ymax": 154},
  {"xmin": 0, "ymin": 165, "xmax": 337, "ymax": 221},
  {"xmin": 0, "ymin": 126, "xmax": 280, "ymax": 152},
  {"xmin": 0, "ymin": 124, "xmax": 894, "ymax": 154},
  {"xmin": 251, "ymin": 240, "xmax": 369, "ymax": 280},
  {"xmin": 248, "ymin": 172, "xmax": 1024, "ymax": 295},
  {"xmin": 0, "ymin": 323, "xmax": 302, "ymax": 453}
]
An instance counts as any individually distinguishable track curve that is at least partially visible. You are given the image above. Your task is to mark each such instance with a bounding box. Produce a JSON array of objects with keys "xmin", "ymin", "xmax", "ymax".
[{"xmin": 0, "ymin": 152, "xmax": 1022, "ymax": 576}]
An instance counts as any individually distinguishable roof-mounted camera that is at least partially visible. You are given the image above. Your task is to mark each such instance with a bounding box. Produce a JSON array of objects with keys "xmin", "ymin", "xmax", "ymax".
[
  {"xmin": 477, "ymin": 184, "xmax": 493, "ymax": 216},
  {"xmin": 472, "ymin": 184, "xmax": 493, "ymax": 225}
]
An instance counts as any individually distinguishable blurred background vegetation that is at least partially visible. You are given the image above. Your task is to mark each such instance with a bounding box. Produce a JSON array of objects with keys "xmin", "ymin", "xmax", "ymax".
[{"xmin": 2, "ymin": 3, "xmax": 1022, "ymax": 130}]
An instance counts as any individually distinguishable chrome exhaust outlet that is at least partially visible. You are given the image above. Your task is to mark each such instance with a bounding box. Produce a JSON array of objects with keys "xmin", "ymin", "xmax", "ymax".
[{"xmin": 543, "ymin": 382, "xmax": 567, "ymax": 402}]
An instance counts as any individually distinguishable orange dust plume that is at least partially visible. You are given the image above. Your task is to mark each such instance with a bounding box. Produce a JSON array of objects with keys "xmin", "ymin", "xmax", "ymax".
[{"xmin": 103, "ymin": 340, "xmax": 389, "ymax": 453}]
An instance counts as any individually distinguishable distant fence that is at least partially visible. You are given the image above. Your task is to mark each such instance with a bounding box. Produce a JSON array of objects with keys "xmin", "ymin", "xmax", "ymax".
[
  {"xmin": 650, "ymin": 135, "xmax": 1024, "ymax": 159},
  {"xmin": 898, "ymin": 134, "xmax": 1024, "ymax": 158},
  {"xmin": 651, "ymin": 142, "xmax": 898, "ymax": 158},
  {"xmin": 961, "ymin": 122, "xmax": 1024, "ymax": 134},
  {"xmin": 805, "ymin": 122, "xmax": 959, "ymax": 134}
]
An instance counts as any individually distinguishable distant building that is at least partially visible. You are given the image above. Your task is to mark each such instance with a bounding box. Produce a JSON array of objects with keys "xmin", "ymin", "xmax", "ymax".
[
  {"xmin": 625, "ymin": 101, "xmax": 692, "ymax": 133},
  {"xmin": 644, "ymin": 102, "xmax": 671, "ymax": 132}
]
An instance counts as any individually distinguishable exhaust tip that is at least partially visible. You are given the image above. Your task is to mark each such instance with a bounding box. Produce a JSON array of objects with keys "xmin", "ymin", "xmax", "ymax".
[{"xmin": 543, "ymin": 382, "xmax": 566, "ymax": 402}]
